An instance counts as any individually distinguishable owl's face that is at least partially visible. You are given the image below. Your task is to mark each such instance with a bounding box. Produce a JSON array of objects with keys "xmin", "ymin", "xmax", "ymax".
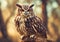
[{"xmin": 16, "ymin": 4, "xmax": 34, "ymax": 18}]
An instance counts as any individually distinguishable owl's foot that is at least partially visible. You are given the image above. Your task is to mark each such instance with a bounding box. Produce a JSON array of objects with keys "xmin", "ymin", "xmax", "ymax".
[
  {"xmin": 21, "ymin": 35, "xmax": 30, "ymax": 40},
  {"xmin": 20, "ymin": 35, "xmax": 25, "ymax": 40},
  {"xmin": 30, "ymin": 34, "xmax": 35, "ymax": 39},
  {"xmin": 20, "ymin": 35, "xmax": 35, "ymax": 42}
]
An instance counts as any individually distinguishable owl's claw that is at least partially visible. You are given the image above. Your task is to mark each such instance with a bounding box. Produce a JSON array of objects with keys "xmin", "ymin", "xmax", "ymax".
[
  {"xmin": 20, "ymin": 35, "xmax": 25, "ymax": 40},
  {"xmin": 30, "ymin": 35, "xmax": 35, "ymax": 38},
  {"xmin": 20, "ymin": 35, "xmax": 35, "ymax": 42},
  {"xmin": 20, "ymin": 35, "xmax": 35, "ymax": 41},
  {"xmin": 20, "ymin": 35, "xmax": 29, "ymax": 40}
]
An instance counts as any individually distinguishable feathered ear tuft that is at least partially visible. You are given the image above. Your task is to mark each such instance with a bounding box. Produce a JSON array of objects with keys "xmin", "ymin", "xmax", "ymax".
[
  {"xmin": 29, "ymin": 4, "xmax": 34, "ymax": 8},
  {"xmin": 16, "ymin": 4, "xmax": 22, "ymax": 8}
]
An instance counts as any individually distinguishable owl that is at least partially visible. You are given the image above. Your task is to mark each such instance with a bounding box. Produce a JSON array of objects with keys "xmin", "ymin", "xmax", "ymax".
[{"xmin": 14, "ymin": 4, "xmax": 47, "ymax": 42}]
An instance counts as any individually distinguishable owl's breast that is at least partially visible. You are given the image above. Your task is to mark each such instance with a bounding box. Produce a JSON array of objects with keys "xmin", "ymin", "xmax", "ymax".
[
  {"xmin": 16, "ymin": 16, "xmax": 36, "ymax": 35},
  {"xmin": 15, "ymin": 15, "xmax": 46, "ymax": 38}
]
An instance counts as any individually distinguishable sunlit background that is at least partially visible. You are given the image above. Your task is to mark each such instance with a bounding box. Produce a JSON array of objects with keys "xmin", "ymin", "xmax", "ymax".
[{"xmin": 0, "ymin": 0, "xmax": 60, "ymax": 42}]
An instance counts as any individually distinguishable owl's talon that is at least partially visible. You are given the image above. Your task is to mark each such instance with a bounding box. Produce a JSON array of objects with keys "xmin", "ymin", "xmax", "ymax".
[
  {"xmin": 20, "ymin": 35, "xmax": 28, "ymax": 40},
  {"xmin": 20, "ymin": 35, "xmax": 25, "ymax": 40},
  {"xmin": 30, "ymin": 35, "xmax": 35, "ymax": 38}
]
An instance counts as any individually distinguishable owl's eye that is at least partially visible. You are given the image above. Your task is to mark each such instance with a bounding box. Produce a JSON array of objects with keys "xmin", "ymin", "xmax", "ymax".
[
  {"xmin": 18, "ymin": 8, "xmax": 24, "ymax": 12},
  {"xmin": 27, "ymin": 9, "xmax": 30, "ymax": 11},
  {"xmin": 27, "ymin": 8, "xmax": 32, "ymax": 11},
  {"xmin": 21, "ymin": 9, "xmax": 24, "ymax": 11}
]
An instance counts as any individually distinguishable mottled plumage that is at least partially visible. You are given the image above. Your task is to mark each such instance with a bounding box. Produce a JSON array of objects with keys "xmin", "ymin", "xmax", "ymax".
[{"xmin": 14, "ymin": 4, "xmax": 47, "ymax": 42}]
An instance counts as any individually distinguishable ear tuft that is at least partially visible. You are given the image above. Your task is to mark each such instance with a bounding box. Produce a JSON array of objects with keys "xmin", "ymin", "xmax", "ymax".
[
  {"xmin": 16, "ymin": 4, "xmax": 22, "ymax": 8},
  {"xmin": 29, "ymin": 4, "xmax": 34, "ymax": 8}
]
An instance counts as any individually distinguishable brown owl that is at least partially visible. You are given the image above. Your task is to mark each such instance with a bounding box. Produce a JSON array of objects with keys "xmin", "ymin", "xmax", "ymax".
[{"xmin": 14, "ymin": 4, "xmax": 47, "ymax": 42}]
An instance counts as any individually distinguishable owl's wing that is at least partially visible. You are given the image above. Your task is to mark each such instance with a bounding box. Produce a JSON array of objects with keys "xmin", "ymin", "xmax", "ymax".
[{"xmin": 31, "ymin": 16, "xmax": 47, "ymax": 38}]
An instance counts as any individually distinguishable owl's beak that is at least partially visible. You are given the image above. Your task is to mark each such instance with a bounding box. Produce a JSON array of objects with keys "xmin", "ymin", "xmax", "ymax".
[
  {"xmin": 24, "ymin": 11, "xmax": 29, "ymax": 15},
  {"xmin": 22, "ymin": 11, "xmax": 29, "ymax": 17}
]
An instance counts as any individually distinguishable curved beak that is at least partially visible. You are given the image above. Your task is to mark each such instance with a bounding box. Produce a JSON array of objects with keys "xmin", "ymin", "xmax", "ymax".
[{"xmin": 24, "ymin": 11, "xmax": 29, "ymax": 15}]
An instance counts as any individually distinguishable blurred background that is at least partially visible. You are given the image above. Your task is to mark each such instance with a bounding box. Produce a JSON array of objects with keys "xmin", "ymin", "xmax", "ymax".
[{"xmin": 0, "ymin": 0, "xmax": 60, "ymax": 42}]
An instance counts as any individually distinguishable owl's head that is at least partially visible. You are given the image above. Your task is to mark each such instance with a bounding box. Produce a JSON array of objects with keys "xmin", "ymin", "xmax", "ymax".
[{"xmin": 16, "ymin": 4, "xmax": 34, "ymax": 17}]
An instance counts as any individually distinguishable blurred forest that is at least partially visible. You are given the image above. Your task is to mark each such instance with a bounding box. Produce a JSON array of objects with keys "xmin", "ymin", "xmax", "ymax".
[{"xmin": 0, "ymin": 0, "xmax": 60, "ymax": 42}]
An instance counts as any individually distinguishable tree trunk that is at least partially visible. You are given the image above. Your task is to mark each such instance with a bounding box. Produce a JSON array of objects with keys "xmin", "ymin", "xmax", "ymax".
[{"xmin": 41, "ymin": 0, "xmax": 48, "ymax": 31}]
